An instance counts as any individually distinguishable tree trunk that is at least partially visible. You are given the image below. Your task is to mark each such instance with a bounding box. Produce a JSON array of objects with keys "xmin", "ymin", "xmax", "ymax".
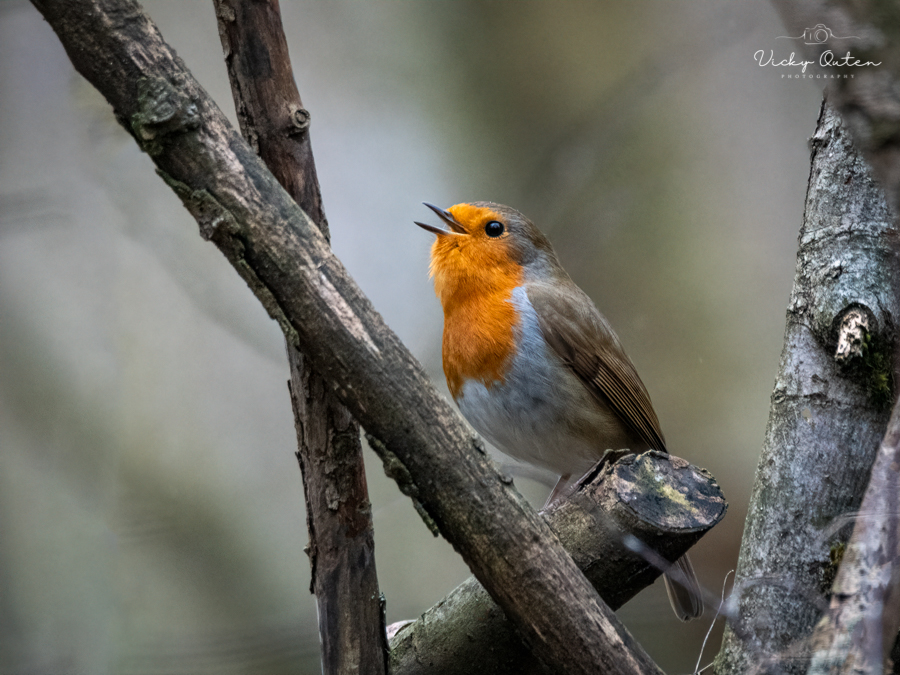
[{"xmin": 715, "ymin": 100, "xmax": 900, "ymax": 675}]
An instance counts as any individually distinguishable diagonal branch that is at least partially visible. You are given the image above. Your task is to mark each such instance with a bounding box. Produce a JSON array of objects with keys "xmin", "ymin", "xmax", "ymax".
[
  {"xmin": 806, "ymin": 398, "xmax": 900, "ymax": 675},
  {"xmin": 210, "ymin": 1, "xmax": 387, "ymax": 673},
  {"xmin": 28, "ymin": 1, "xmax": 666, "ymax": 673}
]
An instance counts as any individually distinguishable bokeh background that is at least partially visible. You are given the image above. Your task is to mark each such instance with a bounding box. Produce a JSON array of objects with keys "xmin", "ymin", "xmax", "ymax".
[{"xmin": 0, "ymin": 1, "xmax": 825, "ymax": 673}]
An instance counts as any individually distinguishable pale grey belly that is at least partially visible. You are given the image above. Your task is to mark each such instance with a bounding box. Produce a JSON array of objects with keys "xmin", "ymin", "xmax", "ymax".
[{"xmin": 455, "ymin": 287, "xmax": 636, "ymax": 477}]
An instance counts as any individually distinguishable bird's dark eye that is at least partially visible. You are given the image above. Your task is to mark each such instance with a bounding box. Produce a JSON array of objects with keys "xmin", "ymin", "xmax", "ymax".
[{"xmin": 484, "ymin": 221, "xmax": 504, "ymax": 238}]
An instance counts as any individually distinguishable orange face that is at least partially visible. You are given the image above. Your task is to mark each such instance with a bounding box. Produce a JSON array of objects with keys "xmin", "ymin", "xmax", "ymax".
[
  {"xmin": 426, "ymin": 203, "xmax": 523, "ymax": 398},
  {"xmin": 429, "ymin": 204, "xmax": 520, "ymax": 304}
]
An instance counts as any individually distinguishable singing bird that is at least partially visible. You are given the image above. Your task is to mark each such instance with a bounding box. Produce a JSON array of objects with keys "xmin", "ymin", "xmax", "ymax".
[{"xmin": 416, "ymin": 201, "xmax": 703, "ymax": 621}]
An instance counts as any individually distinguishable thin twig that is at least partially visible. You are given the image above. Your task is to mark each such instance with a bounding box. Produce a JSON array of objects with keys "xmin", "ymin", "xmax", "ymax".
[{"xmin": 695, "ymin": 571, "xmax": 733, "ymax": 675}]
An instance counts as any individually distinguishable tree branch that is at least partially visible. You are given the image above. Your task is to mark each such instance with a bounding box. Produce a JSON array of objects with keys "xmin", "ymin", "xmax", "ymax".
[
  {"xmin": 210, "ymin": 1, "xmax": 386, "ymax": 672},
  {"xmin": 389, "ymin": 451, "xmax": 727, "ymax": 675},
  {"xmin": 806, "ymin": 398, "xmax": 900, "ymax": 675},
  {"xmin": 715, "ymin": 100, "xmax": 900, "ymax": 675},
  {"xmin": 29, "ymin": 1, "xmax": 669, "ymax": 672},
  {"xmin": 288, "ymin": 356, "xmax": 386, "ymax": 674},
  {"xmin": 212, "ymin": 0, "xmax": 328, "ymax": 235}
]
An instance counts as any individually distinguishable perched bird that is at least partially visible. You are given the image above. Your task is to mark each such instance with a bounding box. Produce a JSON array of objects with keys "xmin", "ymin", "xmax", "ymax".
[{"xmin": 416, "ymin": 201, "xmax": 703, "ymax": 621}]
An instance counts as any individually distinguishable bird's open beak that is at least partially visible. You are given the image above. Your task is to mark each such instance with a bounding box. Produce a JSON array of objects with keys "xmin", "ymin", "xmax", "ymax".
[{"xmin": 415, "ymin": 202, "xmax": 467, "ymax": 236}]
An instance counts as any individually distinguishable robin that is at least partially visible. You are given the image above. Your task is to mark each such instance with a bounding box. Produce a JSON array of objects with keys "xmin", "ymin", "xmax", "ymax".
[{"xmin": 416, "ymin": 201, "xmax": 703, "ymax": 621}]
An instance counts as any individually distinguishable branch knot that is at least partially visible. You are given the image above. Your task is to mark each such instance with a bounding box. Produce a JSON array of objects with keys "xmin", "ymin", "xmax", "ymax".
[
  {"xmin": 130, "ymin": 76, "xmax": 200, "ymax": 156},
  {"xmin": 288, "ymin": 105, "xmax": 311, "ymax": 136},
  {"xmin": 835, "ymin": 307, "xmax": 871, "ymax": 364}
]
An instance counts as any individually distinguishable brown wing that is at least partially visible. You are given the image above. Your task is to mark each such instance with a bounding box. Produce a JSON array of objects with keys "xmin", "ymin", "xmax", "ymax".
[{"xmin": 527, "ymin": 281, "xmax": 667, "ymax": 453}]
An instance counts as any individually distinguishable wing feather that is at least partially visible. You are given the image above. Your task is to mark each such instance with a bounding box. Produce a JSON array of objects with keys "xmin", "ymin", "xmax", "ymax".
[{"xmin": 527, "ymin": 281, "xmax": 667, "ymax": 453}]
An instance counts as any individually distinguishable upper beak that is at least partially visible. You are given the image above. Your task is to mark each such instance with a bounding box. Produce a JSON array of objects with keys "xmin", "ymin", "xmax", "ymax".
[{"xmin": 415, "ymin": 202, "xmax": 467, "ymax": 236}]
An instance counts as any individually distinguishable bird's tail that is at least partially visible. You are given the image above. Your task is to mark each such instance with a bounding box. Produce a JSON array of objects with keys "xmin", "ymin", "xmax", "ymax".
[{"xmin": 663, "ymin": 553, "xmax": 703, "ymax": 621}]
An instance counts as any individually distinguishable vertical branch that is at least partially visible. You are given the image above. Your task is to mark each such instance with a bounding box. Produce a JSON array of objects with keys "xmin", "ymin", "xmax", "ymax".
[
  {"xmin": 715, "ymin": 100, "xmax": 900, "ymax": 675},
  {"xmin": 211, "ymin": 2, "xmax": 387, "ymax": 673},
  {"xmin": 288, "ymin": 358, "xmax": 386, "ymax": 675}
]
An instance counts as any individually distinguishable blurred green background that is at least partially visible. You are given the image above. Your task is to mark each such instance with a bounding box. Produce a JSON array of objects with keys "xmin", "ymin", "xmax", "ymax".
[{"xmin": 0, "ymin": 1, "xmax": 823, "ymax": 673}]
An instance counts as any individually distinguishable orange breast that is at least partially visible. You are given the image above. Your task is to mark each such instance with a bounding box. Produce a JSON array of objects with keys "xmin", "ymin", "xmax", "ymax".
[
  {"xmin": 442, "ymin": 284, "xmax": 521, "ymax": 398},
  {"xmin": 429, "ymin": 218, "xmax": 524, "ymax": 399}
]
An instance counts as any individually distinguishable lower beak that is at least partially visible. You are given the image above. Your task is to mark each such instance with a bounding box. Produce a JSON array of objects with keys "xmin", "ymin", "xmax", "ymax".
[{"xmin": 415, "ymin": 221, "xmax": 455, "ymax": 236}]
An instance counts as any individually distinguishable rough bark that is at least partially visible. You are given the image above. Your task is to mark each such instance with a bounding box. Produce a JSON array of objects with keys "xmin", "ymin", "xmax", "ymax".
[
  {"xmin": 212, "ymin": 0, "xmax": 328, "ymax": 236},
  {"xmin": 806, "ymin": 399, "xmax": 900, "ymax": 675},
  {"xmin": 389, "ymin": 451, "xmax": 727, "ymax": 675},
  {"xmin": 210, "ymin": 2, "xmax": 387, "ymax": 673},
  {"xmin": 715, "ymin": 101, "xmax": 900, "ymax": 675},
  {"xmin": 29, "ymin": 2, "xmax": 670, "ymax": 673},
  {"xmin": 769, "ymin": 0, "xmax": 900, "ymax": 219},
  {"xmin": 288, "ymin": 356, "xmax": 386, "ymax": 675}
]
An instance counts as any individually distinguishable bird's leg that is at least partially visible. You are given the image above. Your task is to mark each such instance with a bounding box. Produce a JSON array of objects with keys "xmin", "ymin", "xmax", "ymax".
[
  {"xmin": 544, "ymin": 448, "xmax": 634, "ymax": 509},
  {"xmin": 572, "ymin": 448, "xmax": 635, "ymax": 493},
  {"xmin": 543, "ymin": 474, "xmax": 573, "ymax": 509},
  {"xmin": 544, "ymin": 449, "xmax": 636, "ymax": 510}
]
